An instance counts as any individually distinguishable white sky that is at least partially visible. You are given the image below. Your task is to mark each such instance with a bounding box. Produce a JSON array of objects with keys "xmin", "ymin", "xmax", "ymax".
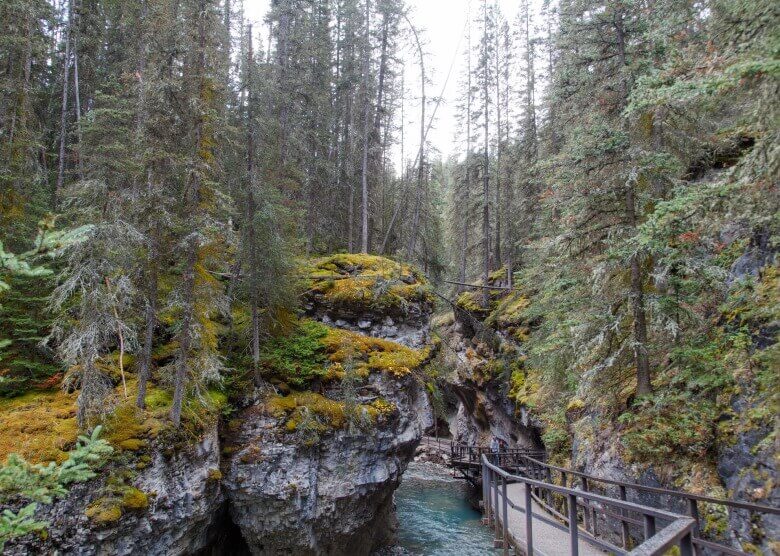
[{"xmin": 242, "ymin": 0, "xmax": 537, "ymax": 167}]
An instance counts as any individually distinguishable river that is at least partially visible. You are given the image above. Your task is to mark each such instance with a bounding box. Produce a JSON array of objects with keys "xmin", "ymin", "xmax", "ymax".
[{"xmin": 393, "ymin": 462, "xmax": 499, "ymax": 555}]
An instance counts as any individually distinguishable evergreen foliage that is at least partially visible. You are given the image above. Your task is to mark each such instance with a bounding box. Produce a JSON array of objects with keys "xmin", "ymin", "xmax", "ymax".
[
  {"xmin": 0, "ymin": 425, "xmax": 113, "ymax": 504},
  {"xmin": 0, "ymin": 503, "xmax": 47, "ymax": 552}
]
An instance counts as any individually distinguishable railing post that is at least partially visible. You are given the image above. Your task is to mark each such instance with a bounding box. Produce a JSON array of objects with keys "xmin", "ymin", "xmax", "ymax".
[
  {"xmin": 680, "ymin": 530, "xmax": 694, "ymax": 556},
  {"xmin": 581, "ymin": 477, "xmax": 592, "ymax": 533},
  {"xmin": 562, "ymin": 471, "xmax": 568, "ymax": 516},
  {"xmin": 483, "ymin": 463, "xmax": 491, "ymax": 525},
  {"xmin": 619, "ymin": 485, "xmax": 630, "ymax": 549},
  {"xmin": 503, "ymin": 476, "xmax": 509, "ymax": 556},
  {"xmin": 688, "ymin": 498, "xmax": 700, "ymax": 555},
  {"xmin": 525, "ymin": 479, "xmax": 534, "ymax": 556},
  {"xmin": 487, "ymin": 467, "xmax": 493, "ymax": 526},
  {"xmin": 494, "ymin": 467, "xmax": 501, "ymax": 542},
  {"xmin": 546, "ymin": 467, "xmax": 554, "ymax": 507},
  {"xmin": 568, "ymin": 493, "xmax": 579, "ymax": 556},
  {"xmin": 643, "ymin": 514, "xmax": 656, "ymax": 539}
]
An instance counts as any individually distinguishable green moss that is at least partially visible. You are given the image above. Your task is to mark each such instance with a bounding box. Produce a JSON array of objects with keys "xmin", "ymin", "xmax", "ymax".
[
  {"xmin": 322, "ymin": 326, "xmax": 428, "ymax": 377},
  {"xmin": 143, "ymin": 388, "xmax": 172, "ymax": 411},
  {"xmin": 85, "ymin": 498, "xmax": 122, "ymax": 524},
  {"xmin": 207, "ymin": 468, "xmax": 222, "ymax": 481},
  {"xmin": 259, "ymin": 320, "xmax": 329, "ymax": 389},
  {"xmin": 268, "ymin": 391, "xmax": 396, "ymax": 435},
  {"xmin": 0, "ymin": 390, "xmax": 79, "ymax": 464},
  {"xmin": 303, "ymin": 254, "xmax": 433, "ymax": 315},
  {"xmin": 118, "ymin": 439, "xmax": 147, "ymax": 452},
  {"xmin": 121, "ymin": 487, "xmax": 149, "ymax": 510}
]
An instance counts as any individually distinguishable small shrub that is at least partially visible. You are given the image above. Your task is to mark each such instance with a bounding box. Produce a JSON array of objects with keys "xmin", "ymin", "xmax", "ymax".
[{"xmin": 0, "ymin": 503, "xmax": 47, "ymax": 551}]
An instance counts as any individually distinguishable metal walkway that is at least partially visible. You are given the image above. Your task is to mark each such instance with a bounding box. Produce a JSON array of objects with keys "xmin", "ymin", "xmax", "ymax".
[{"xmin": 449, "ymin": 443, "xmax": 780, "ymax": 556}]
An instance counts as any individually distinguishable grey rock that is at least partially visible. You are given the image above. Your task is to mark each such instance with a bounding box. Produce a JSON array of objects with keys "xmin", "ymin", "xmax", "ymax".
[
  {"xmin": 5, "ymin": 426, "xmax": 224, "ymax": 556},
  {"xmin": 223, "ymin": 372, "xmax": 433, "ymax": 555}
]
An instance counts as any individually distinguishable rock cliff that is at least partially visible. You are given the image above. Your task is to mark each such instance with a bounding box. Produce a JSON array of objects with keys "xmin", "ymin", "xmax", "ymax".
[{"xmin": 3, "ymin": 254, "xmax": 436, "ymax": 556}]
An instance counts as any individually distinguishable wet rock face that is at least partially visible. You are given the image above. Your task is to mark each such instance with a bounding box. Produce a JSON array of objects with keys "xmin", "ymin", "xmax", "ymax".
[
  {"xmin": 717, "ymin": 405, "xmax": 779, "ymax": 551},
  {"xmin": 436, "ymin": 317, "xmax": 540, "ymax": 450},
  {"xmin": 223, "ymin": 372, "xmax": 433, "ymax": 556},
  {"xmin": 5, "ymin": 427, "xmax": 224, "ymax": 556}
]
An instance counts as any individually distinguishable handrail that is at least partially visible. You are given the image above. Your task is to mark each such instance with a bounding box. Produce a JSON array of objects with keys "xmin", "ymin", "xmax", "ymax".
[
  {"xmin": 481, "ymin": 454, "xmax": 696, "ymax": 556},
  {"xmin": 520, "ymin": 454, "xmax": 780, "ymax": 515},
  {"xmin": 455, "ymin": 445, "xmax": 779, "ymax": 555}
]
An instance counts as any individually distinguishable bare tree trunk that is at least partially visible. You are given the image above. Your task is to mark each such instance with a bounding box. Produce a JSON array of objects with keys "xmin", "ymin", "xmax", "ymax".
[
  {"xmin": 135, "ymin": 0, "xmax": 155, "ymax": 410},
  {"xmin": 55, "ymin": 0, "xmax": 73, "ymax": 206},
  {"xmin": 276, "ymin": 3, "xmax": 291, "ymax": 165},
  {"xmin": 72, "ymin": 0, "xmax": 83, "ymax": 180},
  {"xmin": 493, "ymin": 17, "xmax": 501, "ymax": 271},
  {"xmin": 459, "ymin": 25, "xmax": 472, "ymax": 292},
  {"xmin": 379, "ymin": 66, "xmax": 403, "ymax": 255},
  {"xmin": 616, "ymin": 7, "xmax": 650, "ymax": 396},
  {"xmin": 172, "ymin": 0, "xmax": 207, "ymax": 426},
  {"xmin": 404, "ymin": 15, "xmax": 425, "ymax": 261},
  {"xmin": 245, "ymin": 25, "xmax": 262, "ymax": 383},
  {"xmin": 360, "ymin": 0, "xmax": 371, "ymax": 253},
  {"xmin": 481, "ymin": 0, "xmax": 490, "ymax": 306},
  {"xmin": 171, "ymin": 242, "xmax": 196, "ymax": 426},
  {"xmin": 136, "ymin": 223, "xmax": 158, "ymax": 409}
]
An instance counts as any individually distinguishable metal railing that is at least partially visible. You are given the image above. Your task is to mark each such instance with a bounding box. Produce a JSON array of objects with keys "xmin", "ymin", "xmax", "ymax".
[
  {"xmin": 482, "ymin": 454, "xmax": 696, "ymax": 556},
  {"xmin": 450, "ymin": 441, "xmax": 546, "ymax": 465},
  {"xmin": 514, "ymin": 454, "xmax": 780, "ymax": 555}
]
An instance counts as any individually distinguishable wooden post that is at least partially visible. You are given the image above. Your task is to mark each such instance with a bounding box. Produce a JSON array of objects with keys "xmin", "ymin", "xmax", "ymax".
[
  {"xmin": 525, "ymin": 480, "xmax": 534, "ymax": 556},
  {"xmin": 680, "ymin": 531, "xmax": 694, "ymax": 556},
  {"xmin": 582, "ymin": 477, "xmax": 592, "ymax": 533},
  {"xmin": 643, "ymin": 514, "xmax": 656, "ymax": 539},
  {"xmin": 482, "ymin": 462, "xmax": 488, "ymax": 523},
  {"xmin": 545, "ymin": 467, "xmax": 553, "ymax": 507},
  {"xmin": 561, "ymin": 471, "xmax": 568, "ymax": 516},
  {"xmin": 494, "ymin": 469, "xmax": 501, "ymax": 542},
  {"xmin": 619, "ymin": 485, "xmax": 630, "ymax": 549},
  {"xmin": 502, "ymin": 477, "xmax": 509, "ymax": 556},
  {"xmin": 688, "ymin": 498, "xmax": 700, "ymax": 555},
  {"xmin": 568, "ymin": 493, "xmax": 579, "ymax": 556}
]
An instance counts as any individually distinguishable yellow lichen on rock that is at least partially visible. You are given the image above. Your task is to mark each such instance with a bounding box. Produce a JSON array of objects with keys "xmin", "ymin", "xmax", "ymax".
[
  {"xmin": 267, "ymin": 391, "xmax": 398, "ymax": 434},
  {"xmin": 85, "ymin": 497, "xmax": 123, "ymax": 524},
  {"xmin": 121, "ymin": 487, "xmax": 149, "ymax": 510},
  {"xmin": 0, "ymin": 389, "xmax": 79, "ymax": 464},
  {"xmin": 322, "ymin": 326, "xmax": 428, "ymax": 377},
  {"xmin": 302, "ymin": 254, "xmax": 434, "ymax": 314}
]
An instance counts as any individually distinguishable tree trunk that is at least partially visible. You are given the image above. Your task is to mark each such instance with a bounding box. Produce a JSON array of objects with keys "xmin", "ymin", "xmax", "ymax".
[
  {"xmin": 136, "ymin": 223, "xmax": 158, "ymax": 409},
  {"xmin": 459, "ymin": 31, "xmax": 472, "ymax": 292},
  {"xmin": 481, "ymin": 0, "xmax": 490, "ymax": 306},
  {"xmin": 360, "ymin": 0, "xmax": 371, "ymax": 253},
  {"xmin": 72, "ymin": 0, "xmax": 83, "ymax": 180},
  {"xmin": 171, "ymin": 241, "xmax": 196, "ymax": 426},
  {"xmin": 55, "ymin": 0, "xmax": 73, "ymax": 206},
  {"xmin": 404, "ymin": 16, "xmax": 425, "ymax": 261},
  {"xmin": 493, "ymin": 18, "xmax": 501, "ymax": 271},
  {"xmin": 172, "ymin": 0, "xmax": 207, "ymax": 426}
]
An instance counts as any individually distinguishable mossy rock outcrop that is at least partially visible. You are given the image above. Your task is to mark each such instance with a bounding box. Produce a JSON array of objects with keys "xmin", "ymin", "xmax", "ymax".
[{"xmin": 302, "ymin": 254, "xmax": 434, "ymax": 348}]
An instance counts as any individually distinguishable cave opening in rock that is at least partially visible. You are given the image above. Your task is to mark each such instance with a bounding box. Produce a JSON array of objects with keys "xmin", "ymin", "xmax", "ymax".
[{"xmin": 199, "ymin": 505, "xmax": 252, "ymax": 556}]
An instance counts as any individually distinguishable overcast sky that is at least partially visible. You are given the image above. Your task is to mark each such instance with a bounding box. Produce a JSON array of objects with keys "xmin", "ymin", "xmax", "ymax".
[{"xmin": 242, "ymin": 0, "xmax": 537, "ymax": 168}]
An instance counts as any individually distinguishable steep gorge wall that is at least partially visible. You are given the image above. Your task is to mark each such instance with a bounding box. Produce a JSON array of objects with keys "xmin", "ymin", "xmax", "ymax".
[{"xmin": 4, "ymin": 255, "xmax": 436, "ymax": 556}]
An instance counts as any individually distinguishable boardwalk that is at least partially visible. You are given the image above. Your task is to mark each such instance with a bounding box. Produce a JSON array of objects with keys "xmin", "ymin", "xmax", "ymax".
[
  {"xmin": 501, "ymin": 482, "xmax": 604, "ymax": 556},
  {"xmin": 447, "ymin": 442, "xmax": 780, "ymax": 555}
]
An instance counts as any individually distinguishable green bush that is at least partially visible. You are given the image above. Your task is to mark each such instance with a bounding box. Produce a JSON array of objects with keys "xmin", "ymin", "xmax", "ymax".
[
  {"xmin": 259, "ymin": 321, "xmax": 329, "ymax": 388},
  {"xmin": 0, "ymin": 426, "xmax": 113, "ymax": 504},
  {"xmin": 0, "ymin": 503, "xmax": 47, "ymax": 551}
]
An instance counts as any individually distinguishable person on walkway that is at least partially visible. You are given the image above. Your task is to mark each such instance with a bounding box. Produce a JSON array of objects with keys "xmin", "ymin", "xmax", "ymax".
[{"xmin": 490, "ymin": 436, "xmax": 499, "ymax": 454}]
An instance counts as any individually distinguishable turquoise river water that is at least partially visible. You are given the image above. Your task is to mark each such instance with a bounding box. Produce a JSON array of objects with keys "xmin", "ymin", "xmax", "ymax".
[{"xmin": 394, "ymin": 462, "xmax": 499, "ymax": 555}]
